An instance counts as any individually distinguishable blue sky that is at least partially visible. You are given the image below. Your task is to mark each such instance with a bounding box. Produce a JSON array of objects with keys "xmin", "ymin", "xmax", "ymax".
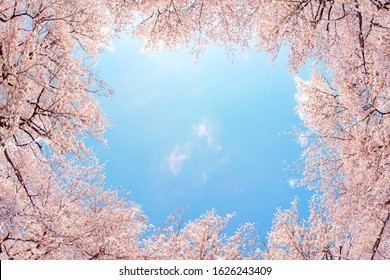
[{"xmin": 93, "ymin": 36, "xmax": 312, "ymax": 239}]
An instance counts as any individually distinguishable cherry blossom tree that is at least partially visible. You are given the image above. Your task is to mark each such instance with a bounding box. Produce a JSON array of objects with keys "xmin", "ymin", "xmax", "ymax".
[
  {"xmin": 141, "ymin": 209, "xmax": 261, "ymax": 260},
  {"xmin": 0, "ymin": 0, "xmax": 165, "ymax": 260},
  {"xmin": 263, "ymin": 196, "xmax": 333, "ymax": 260},
  {"xmin": 0, "ymin": 159, "xmax": 148, "ymax": 260},
  {"xmin": 265, "ymin": 193, "xmax": 389, "ymax": 260},
  {"xmin": 1, "ymin": 177, "xmax": 260, "ymax": 260},
  {"xmin": 0, "ymin": 0, "xmax": 141, "ymax": 259},
  {"xmin": 0, "ymin": 0, "xmax": 139, "ymax": 192},
  {"xmin": 255, "ymin": 1, "xmax": 389, "ymax": 260},
  {"xmin": 133, "ymin": 0, "xmax": 258, "ymax": 57},
  {"xmin": 267, "ymin": 69, "xmax": 389, "ymax": 260}
]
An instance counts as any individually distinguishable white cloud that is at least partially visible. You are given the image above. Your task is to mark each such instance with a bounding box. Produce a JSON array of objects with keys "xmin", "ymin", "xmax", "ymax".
[
  {"xmin": 288, "ymin": 178, "xmax": 299, "ymax": 188},
  {"xmin": 195, "ymin": 119, "xmax": 223, "ymax": 147},
  {"xmin": 193, "ymin": 119, "xmax": 223, "ymax": 151},
  {"xmin": 167, "ymin": 145, "xmax": 191, "ymax": 175},
  {"xmin": 193, "ymin": 119, "xmax": 213, "ymax": 144}
]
